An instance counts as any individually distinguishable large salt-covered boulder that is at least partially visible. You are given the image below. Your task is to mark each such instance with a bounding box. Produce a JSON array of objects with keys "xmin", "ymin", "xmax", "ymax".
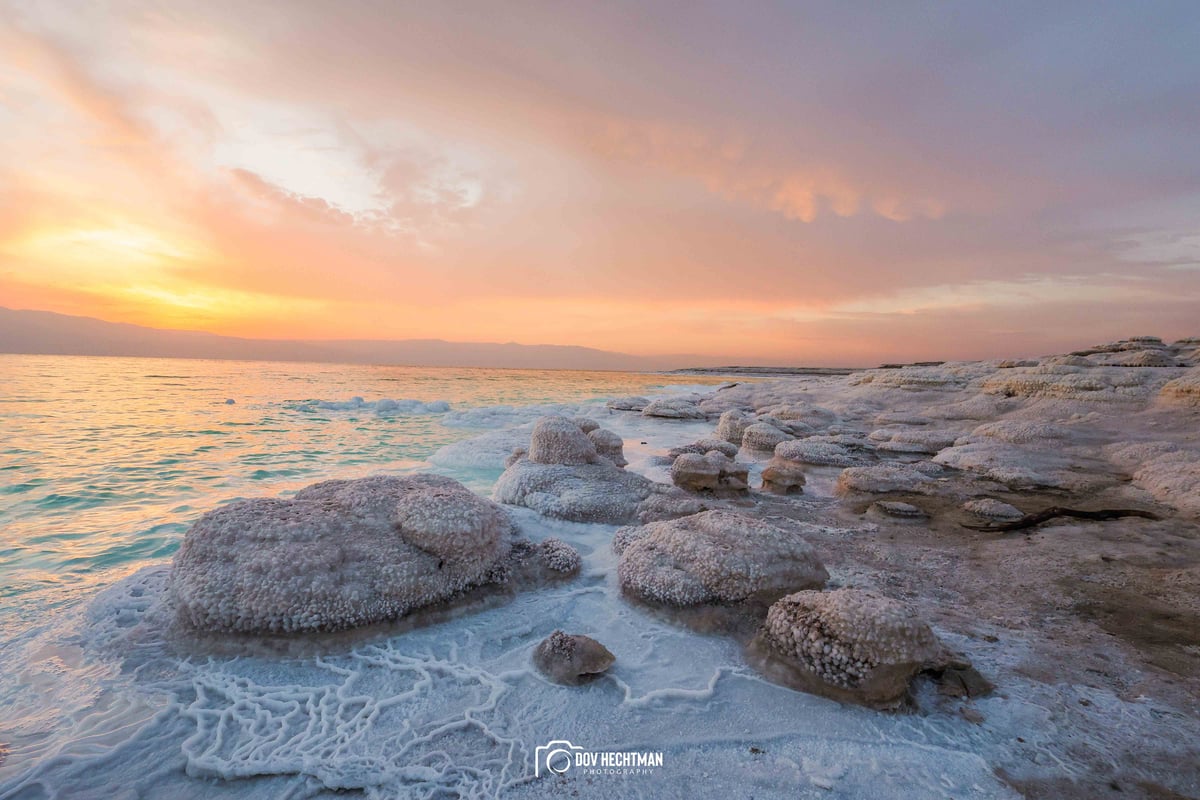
[
  {"xmin": 757, "ymin": 589, "xmax": 942, "ymax": 708},
  {"xmin": 742, "ymin": 422, "xmax": 793, "ymax": 451},
  {"xmin": 775, "ymin": 438, "xmax": 865, "ymax": 467},
  {"xmin": 169, "ymin": 474, "xmax": 517, "ymax": 634},
  {"xmin": 528, "ymin": 416, "xmax": 599, "ymax": 465},
  {"xmin": 495, "ymin": 459, "xmax": 654, "ymax": 523},
  {"xmin": 668, "ymin": 438, "xmax": 740, "ymax": 460},
  {"xmin": 761, "ymin": 456, "xmax": 806, "ymax": 495},
  {"xmin": 835, "ymin": 462, "xmax": 943, "ymax": 495},
  {"xmin": 616, "ymin": 511, "xmax": 828, "ymax": 606}
]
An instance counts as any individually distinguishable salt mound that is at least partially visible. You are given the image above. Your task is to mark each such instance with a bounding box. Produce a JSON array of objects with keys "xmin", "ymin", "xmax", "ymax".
[
  {"xmin": 642, "ymin": 396, "xmax": 707, "ymax": 419},
  {"xmin": 528, "ymin": 416, "xmax": 599, "ymax": 465},
  {"xmin": 758, "ymin": 589, "xmax": 941, "ymax": 709},
  {"xmin": 715, "ymin": 409, "xmax": 753, "ymax": 445},
  {"xmin": 962, "ymin": 498, "xmax": 1024, "ymax": 521},
  {"xmin": 871, "ymin": 428, "xmax": 959, "ymax": 454},
  {"xmin": 966, "ymin": 420, "xmax": 1070, "ymax": 445},
  {"xmin": 775, "ymin": 438, "xmax": 866, "ymax": 467},
  {"xmin": 588, "ymin": 427, "xmax": 628, "ymax": 467},
  {"xmin": 668, "ymin": 438, "xmax": 740, "ymax": 460},
  {"xmin": 169, "ymin": 474, "xmax": 516, "ymax": 634},
  {"xmin": 616, "ymin": 511, "xmax": 828, "ymax": 606},
  {"xmin": 742, "ymin": 422, "xmax": 793, "ymax": 451},
  {"xmin": 980, "ymin": 365, "xmax": 1167, "ymax": 402},
  {"xmin": 1159, "ymin": 368, "xmax": 1200, "ymax": 407},
  {"xmin": 606, "ymin": 395, "xmax": 649, "ymax": 411},
  {"xmin": 836, "ymin": 463, "xmax": 942, "ymax": 495}
]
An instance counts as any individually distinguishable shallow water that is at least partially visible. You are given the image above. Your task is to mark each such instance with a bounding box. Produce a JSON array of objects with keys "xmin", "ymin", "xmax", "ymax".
[{"xmin": 1, "ymin": 354, "xmax": 1151, "ymax": 798}]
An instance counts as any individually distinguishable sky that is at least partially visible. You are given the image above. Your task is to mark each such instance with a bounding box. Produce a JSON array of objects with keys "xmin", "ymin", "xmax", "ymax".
[{"xmin": 1, "ymin": 1, "xmax": 1198, "ymax": 366}]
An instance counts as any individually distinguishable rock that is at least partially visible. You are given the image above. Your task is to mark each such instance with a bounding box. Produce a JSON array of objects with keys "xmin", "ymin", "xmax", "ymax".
[
  {"xmin": 494, "ymin": 458, "xmax": 654, "ymax": 524},
  {"xmin": 528, "ymin": 416, "xmax": 599, "ymax": 466},
  {"xmin": 533, "ymin": 630, "xmax": 615, "ymax": 685},
  {"xmin": 742, "ymin": 422, "xmax": 792, "ymax": 451},
  {"xmin": 537, "ymin": 538, "xmax": 583, "ymax": 575},
  {"xmin": 606, "ymin": 395, "xmax": 650, "ymax": 411},
  {"xmin": 633, "ymin": 486, "xmax": 710, "ymax": 523},
  {"xmin": 668, "ymin": 438, "xmax": 740, "ymax": 460},
  {"xmin": 670, "ymin": 452, "xmax": 749, "ymax": 495},
  {"xmin": 835, "ymin": 463, "xmax": 942, "ymax": 495},
  {"xmin": 756, "ymin": 589, "xmax": 942, "ymax": 709},
  {"xmin": 962, "ymin": 498, "xmax": 1024, "ymax": 521},
  {"xmin": 870, "ymin": 501, "xmax": 927, "ymax": 519},
  {"xmin": 571, "ymin": 417, "xmax": 601, "ymax": 433},
  {"xmin": 642, "ymin": 396, "xmax": 707, "ymax": 419},
  {"xmin": 588, "ymin": 427, "xmax": 627, "ymax": 467},
  {"xmin": 716, "ymin": 410, "xmax": 753, "ymax": 445},
  {"xmin": 1107, "ymin": 349, "xmax": 1177, "ymax": 367},
  {"xmin": 761, "ymin": 456, "xmax": 807, "ymax": 495},
  {"xmin": 774, "ymin": 438, "xmax": 865, "ymax": 467},
  {"xmin": 872, "ymin": 428, "xmax": 959, "ymax": 454},
  {"xmin": 616, "ymin": 511, "xmax": 828, "ymax": 606},
  {"xmin": 1159, "ymin": 368, "xmax": 1200, "ymax": 407},
  {"xmin": 169, "ymin": 474, "xmax": 516, "ymax": 634}
]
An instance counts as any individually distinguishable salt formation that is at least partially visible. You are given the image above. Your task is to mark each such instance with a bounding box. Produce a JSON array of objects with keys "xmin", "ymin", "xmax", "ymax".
[
  {"xmin": 836, "ymin": 463, "xmax": 943, "ymax": 496},
  {"xmin": 587, "ymin": 427, "xmax": 627, "ymax": 467},
  {"xmin": 670, "ymin": 451, "xmax": 750, "ymax": 495},
  {"xmin": 1107, "ymin": 442, "xmax": 1200, "ymax": 516},
  {"xmin": 715, "ymin": 409, "xmax": 753, "ymax": 445},
  {"xmin": 962, "ymin": 498, "xmax": 1024, "ymax": 521},
  {"xmin": 302, "ymin": 397, "xmax": 451, "ymax": 415},
  {"xmin": 870, "ymin": 501, "xmax": 927, "ymax": 519},
  {"xmin": 641, "ymin": 396, "xmax": 707, "ymax": 419},
  {"xmin": 668, "ymin": 438, "xmax": 740, "ymax": 460},
  {"xmin": 774, "ymin": 438, "xmax": 866, "ymax": 467},
  {"xmin": 616, "ymin": 511, "xmax": 828, "ymax": 605},
  {"xmin": 533, "ymin": 538, "xmax": 583, "ymax": 575},
  {"xmin": 605, "ymin": 395, "xmax": 649, "ymax": 411},
  {"xmin": 494, "ymin": 416, "xmax": 653, "ymax": 523},
  {"xmin": 758, "ymin": 589, "xmax": 942, "ymax": 708},
  {"xmin": 760, "ymin": 456, "xmax": 807, "ymax": 495},
  {"xmin": 870, "ymin": 428, "xmax": 959, "ymax": 454},
  {"xmin": 742, "ymin": 422, "xmax": 793, "ymax": 451},
  {"xmin": 169, "ymin": 475, "xmax": 520, "ymax": 634},
  {"xmin": 532, "ymin": 630, "xmax": 615, "ymax": 684},
  {"xmin": 1159, "ymin": 368, "xmax": 1200, "ymax": 407}
]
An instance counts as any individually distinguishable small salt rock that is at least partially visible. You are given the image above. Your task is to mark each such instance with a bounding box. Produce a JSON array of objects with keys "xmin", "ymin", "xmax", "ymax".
[
  {"xmin": 533, "ymin": 630, "xmax": 615, "ymax": 685},
  {"xmin": 870, "ymin": 501, "xmax": 927, "ymax": 519}
]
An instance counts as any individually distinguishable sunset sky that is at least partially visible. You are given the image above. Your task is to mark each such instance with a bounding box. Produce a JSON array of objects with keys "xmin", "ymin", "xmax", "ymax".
[{"xmin": 1, "ymin": 1, "xmax": 1198, "ymax": 364}]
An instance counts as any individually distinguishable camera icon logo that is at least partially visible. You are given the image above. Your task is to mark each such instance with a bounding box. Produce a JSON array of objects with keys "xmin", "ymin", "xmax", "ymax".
[{"xmin": 535, "ymin": 740, "xmax": 584, "ymax": 777}]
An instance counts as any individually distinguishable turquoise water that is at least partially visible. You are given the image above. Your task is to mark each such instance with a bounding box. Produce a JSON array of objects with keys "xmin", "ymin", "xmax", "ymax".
[{"xmin": 0, "ymin": 355, "xmax": 721, "ymax": 640}]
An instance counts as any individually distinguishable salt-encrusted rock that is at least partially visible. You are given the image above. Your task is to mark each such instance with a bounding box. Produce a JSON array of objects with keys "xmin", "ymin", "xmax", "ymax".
[
  {"xmin": 871, "ymin": 428, "xmax": 959, "ymax": 454},
  {"xmin": 761, "ymin": 456, "xmax": 807, "ymax": 495},
  {"xmin": 533, "ymin": 630, "xmax": 615, "ymax": 685},
  {"xmin": 633, "ymin": 486, "xmax": 709, "ymax": 524},
  {"xmin": 981, "ymin": 364, "xmax": 1167, "ymax": 402},
  {"xmin": 494, "ymin": 457, "xmax": 654, "ymax": 524},
  {"xmin": 775, "ymin": 438, "xmax": 865, "ymax": 467},
  {"xmin": 504, "ymin": 447, "xmax": 527, "ymax": 468},
  {"xmin": 668, "ymin": 438, "xmax": 740, "ymax": 460},
  {"xmin": 528, "ymin": 416, "xmax": 599, "ymax": 466},
  {"xmin": 537, "ymin": 538, "xmax": 583, "ymax": 575},
  {"xmin": 965, "ymin": 420, "xmax": 1069, "ymax": 445},
  {"xmin": 742, "ymin": 422, "xmax": 793, "ymax": 451},
  {"xmin": 997, "ymin": 359, "xmax": 1038, "ymax": 368},
  {"xmin": 588, "ymin": 427, "xmax": 627, "ymax": 467},
  {"xmin": 835, "ymin": 463, "xmax": 942, "ymax": 495},
  {"xmin": 642, "ymin": 397, "xmax": 707, "ymax": 419},
  {"xmin": 616, "ymin": 511, "xmax": 828, "ymax": 606},
  {"xmin": 870, "ymin": 501, "xmax": 927, "ymax": 519},
  {"xmin": 606, "ymin": 395, "xmax": 650, "ymax": 411},
  {"xmin": 757, "ymin": 589, "xmax": 942, "ymax": 709},
  {"xmin": 572, "ymin": 417, "xmax": 601, "ymax": 433},
  {"xmin": 962, "ymin": 498, "xmax": 1024, "ymax": 521},
  {"xmin": 1041, "ymin": 354, "xmax": 1095, "ymax": 367},
  {"xmin": 670, "ymin": 452, "xmax": 749, "ymax": 495},
  {"xmin": 873, "ymin": 412, "xmax": 932, "ymax": 426},
  {"xmin": 1107, "ymin": 349, "xmax": 1177, "ymax": 367},
  {"xmin": 716, "ymin": 410, "xmax": 754, "ymax": 445},
  {"xmin": 169, "ymin": 474, "xmax": 516, "ymax": 634},
  {"xmin": 924, "ymin": 394, "xmax": 1016, "ymax": 421},
  {"xmin": 1159, "ymin": 368, "xmax": 1200, "ymax": 407}
]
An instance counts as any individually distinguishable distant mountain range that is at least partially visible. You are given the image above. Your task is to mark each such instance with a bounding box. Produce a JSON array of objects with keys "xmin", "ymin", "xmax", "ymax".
[{"xmin": 0, "ymin": 307, "xmax": 711, "ymax": 371}]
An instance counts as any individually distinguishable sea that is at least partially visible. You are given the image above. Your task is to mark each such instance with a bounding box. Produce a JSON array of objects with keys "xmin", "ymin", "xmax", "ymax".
[{"xmin": 0, "ymin": 355, "xmax": 1026, "ymax": 798}]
